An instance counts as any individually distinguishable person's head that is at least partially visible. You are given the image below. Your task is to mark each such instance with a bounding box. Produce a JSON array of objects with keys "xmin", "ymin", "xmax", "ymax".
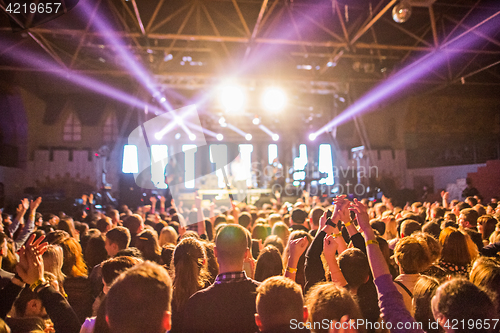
[
  {"xmin": 268, "ymin": 214, "xmax": 282, "ymax": 228},
  {"xmin": 101, "ymin": 256, "xmax": 143, "ymax": 294},
  {"xmin": 252, "ymin": 222, "xmax": 270, "ymax": 243},
  {"xmin": 370, "ymin": 219, "xmax": 386, "ymax": 237},
  {"xmin": 85, "ymin": 234, "xmax": 108, "ymax": 269},
  {"xmin": 309, "ymin": 207, "xmax": 324, "ymax": 230},
  {"xmin": 136, "ymin": 229, "xmax": 161, "ymax": 261},
  {"xmin": 158, "ymin": 226, "xmax": 178, "ymax": 247},
  {"xmin": 431, "ymin": 279, "xmax": 495, "ymax": 333},
  {"xmin": 255, "ymin": 276, "xmax": 307, "ymax": 331},
  {"xmin": 105, "ymin": 226, "xmax": 131, "ymax": 257},
  {"xmin": 422, "ymin": 221, "xmax": 441, "ymax": 241},
  {"xmin": 96, "ymin": 217, "xmax": 113, "ymax": 234},
  {"xmin": 465, "ymin": 196, "xmax": 478, "ymax": 207},
  {"xmin": 291, "ymin": 208, "xmax": 307, "ymax": 225},
  {"xmin": 458, "ymin": 208, "xmax": 479, "ymax": 229},
  {"xmin": 42, "ymin": 245, "xmax": 65, "ymax": 286},
  {"xmin": 262, "ymin": 235, "xmax": 284, "ymax": 255},
  {"xmin": 254, "ymin": 245, "xmax": 283, "ymax": 282},
  {"xmin": 470, "ymin": 257, "xmax": 500, "ymax": 317},
  {"xmin": 214, "ymin": 224, "xmax": 250, "ymax": 271},
  {"xmin": 106, "ymin": 209, "xmax": 120, "ymax": 226},
  {"xmin": 337, "ymin": 248, "xmax": 370, "ymax": 292},
  {"xmin": 271, "ymin": 222, "xmax": 290, "ymax": 245},
  {"xmin": 477, "ymin": 215, "xmax": 497, "ymax": 241},
  {"xmin": 452, "ymin": 202, "xmax": 470, "ymax": 216},
  {"xmin": 59, "ymin": 237, "xmax": 87, "ymax": 277},
  {"xmin": 412, "ymin": 275, "xmax": 441, "ymax": 333},
  {"xmin": 430, "ymin": 207, "xmax": 445, "ymax": 219},
  {"xmin": 443, "ymin": 212, "xmax": 456, "ymax": 223},
  {"xmin": 393, "ymin": 236, "xmax": 431, "ymax": 274},
  {"xmin": 401, "ymin": 219, "xmax": 421, "ymax": 238},
  {"xmin": 106, "ymin": 261, "xmax": 172, "ymax": 333},
  {"xmin": 13, "ymin": 288, "xmax": 47, "ymax": 318},
  {"xmin": 413, "ymin": 232, "xmax": 441, "ymax": 263},
  {"xmin": 305, "ymin": 282, "xmax": 364, "ymax": 333},
  {"xmin": 238, "ymin": 212, "xmax": 252, "ymax": 229},
  {"xmin": 57, "ymin": 217, "xmax": 78, "ymax": 239},
  {"xmin": 122, "ymin": 214, "xmax": 144, "ymax": 235},
  {"xmin": 172, "ymin": 237, "xmax": 209, "ymax": 310},
  {"xmin": 439, "ymin": 227, "xmax": 477, "ymax": 267}
]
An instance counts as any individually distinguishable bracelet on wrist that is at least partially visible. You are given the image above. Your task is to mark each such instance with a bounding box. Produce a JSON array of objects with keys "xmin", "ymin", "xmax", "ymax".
[
  {"xmin": 344, "ymin": 221, "xmax": 352, "ymax": 227},
  {"xmin": 366, "ymin": 239, "xmax": 379, "ymax": 246},
  {"xmin": 332, "ymin": 233, "xmax": 342, "ymax": 238},
  {"xmin": 286, "ymin": 266, "xmax": 297, "ymax": 274},
  {"xmin": 29, "ymin": 278, "xmax": 47, "ymax": 292}
]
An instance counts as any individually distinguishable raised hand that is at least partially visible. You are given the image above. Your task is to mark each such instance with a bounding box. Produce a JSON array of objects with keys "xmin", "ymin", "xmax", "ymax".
[
  {"xmin": 16, "ymin": 234, "xmax": 48, "ymax": 285},
  {"xmin": 288, "ymin": 236, "xmax": 309, "ymax": 261},
  {"xmin": 150, "ymin": 196, "xmax": 157, "ymax": 204},
  {"xmin": 21, "ymin": 198, "xmax": 30, "ymax": 211},
  {"xmin": 323, "ymin": 234, "xmax": 339, "ymax": 259},
  {"xmin": 159, "ymin": 196, "xmax": 166, "ymax": 204},
  {"xmin": 195, "ymin": 194, "xmax": 202, "ymax": 209},
  {"xmin": 349, "ymin": 199, "xmax": 370, "ymax": 232},
  {"xmin": 88, "ymin": 193, "xmax": 94, "ymax": 204},
  {"xmin": 333, "ymin": 195, "xmax": 350, "ymax": 223},
  {"xmin": 30, "ymin": 197, "xmax": 42, "ymax": 211}
]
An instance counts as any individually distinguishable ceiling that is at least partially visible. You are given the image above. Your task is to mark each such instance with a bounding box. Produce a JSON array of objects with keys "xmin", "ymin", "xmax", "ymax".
[{"xmin": 0, "ymin": 0, "xmax": 499, "ymax": 94}]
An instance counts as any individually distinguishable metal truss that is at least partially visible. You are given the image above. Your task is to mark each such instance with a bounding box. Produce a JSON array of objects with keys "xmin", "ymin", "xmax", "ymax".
[{"xmin": 1, "ymin": 0, "xmax": 500, "ymax": 92}]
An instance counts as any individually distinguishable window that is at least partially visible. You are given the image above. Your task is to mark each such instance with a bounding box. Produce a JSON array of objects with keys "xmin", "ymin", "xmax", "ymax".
[
  {"xmin": 103, "ymin": 113, "xmax": 119, "ymax": 143},
  {"xmin": 63, "ymin": 112, "xmax": 82, "ymax": 141}
]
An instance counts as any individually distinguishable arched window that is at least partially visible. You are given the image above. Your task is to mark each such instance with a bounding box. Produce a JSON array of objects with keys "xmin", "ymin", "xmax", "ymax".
[
  {"xmin": 103, "ymin": 113, "xmax": 118, "ymax": 143},
  {"xmin": 63, "ymin": 112, "xmax": 81, "ymax": 141}
]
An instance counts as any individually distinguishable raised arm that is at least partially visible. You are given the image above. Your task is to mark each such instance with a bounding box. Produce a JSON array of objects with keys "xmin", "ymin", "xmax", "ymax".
[
  {"xmin": 14, "ymin": 197, "xmax": 42, "ymax": 251},
  {"xmin": 349, "ymin": 199, "xmax": 423, "ymax": 333},
  {"xmin": 323, "ymin": 235, "xmax": 347, "ymax": 287},
  {"xmin": 9, "ymin": 198, "xmax": 29, "ymax": 237},
  {"xmin": 284, "ymin": 236, "xmax": 308, "ymax": 281}
]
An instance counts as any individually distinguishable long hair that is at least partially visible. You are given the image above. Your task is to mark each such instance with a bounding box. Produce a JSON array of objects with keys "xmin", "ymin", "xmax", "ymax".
[
  {"xmin": 413, "ymin": 275, "xmax": 442, "ymax": 333},
  {"xmin": 172, "ymin": 238, "xmax": 210, "ymax": 312},
  {"xmin": 136, "ymin": 229, "xmax": 162, "ymax": 263},
  {"xmin": 43, "ymin": 244, "xmax": 66, "ymax": 295},
  {"xmin": 439, "ymin": 227, "xmax": 475, "ymax": 267},
  {"xmin": 60, "ymin": 237, "xmax": 88, "ymax": 277},
  {"xmin": 254, "ymin": 245, "xmax": 283, "ymax": 282}
]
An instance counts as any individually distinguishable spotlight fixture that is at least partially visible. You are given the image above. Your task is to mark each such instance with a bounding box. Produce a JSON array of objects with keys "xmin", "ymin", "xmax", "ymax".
[
  {"xmin": 175, "ymin": 133, "xmax": 181, "ymax": 140},
  {"xmin": 216, "ymin": 133, "xmax": 224, "ymax": 141},
  {"xmin": 219, "ymin": 85, "xmax": 245, "ymax": 112},
  {"xmin": 245, "ymin": 133, "xmax": 252, "ymax": 141},
  {"xmin": 189, "ymin": 134, "xmax": 196, "ymax": 141},
  {"xmin": 392, "ymin": 1, "xmax": 412, "ymax": 23},
  {"xmin": 309, "ymin": 133, "xmax": 317, "ymax": 141},
  {"xmin": 219, "ymin": 116, "xmax": 226, "ymax": 125},
  {"xmin": 252, "ymin": 117, "xmax": 261, "ymax": 125},
  {"xmin": 155, "ymin": 133, "xmax": 163, "ymax": 140},
  {"xmin": 261, "ymin": 87, "xmax": 287, "ymax": 112},
  {"xmin": 272, "ymin": 134, "xmax": 279, "ymax": 141}
]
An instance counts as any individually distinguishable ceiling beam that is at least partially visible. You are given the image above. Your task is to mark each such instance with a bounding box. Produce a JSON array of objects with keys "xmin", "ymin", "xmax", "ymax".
[{"xmin": 350, "ymin": 0, "xmax": 397, "ymax": 45}]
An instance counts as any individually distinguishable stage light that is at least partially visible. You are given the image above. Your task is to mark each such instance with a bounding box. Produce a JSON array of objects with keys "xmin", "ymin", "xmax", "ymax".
[
  {"xmin": 189, "ymin": 133, "xmax": 197, "ymax": 141},
  {"xmin": 216, "ymin": 133, "xmax": 224, "ymax": 141},
  {"xmin": 309, "ymin": 133, "xmax": 317, "ymax": 141},
  {"xmin": 272, "ymin": 134, "xmax": 279, "ymax": 141},
  {"xmin": 252, "ymin": 117, "xmax": 260, "ymax": 125},
  {"xmin": 160, "ymin": 97, "xmax": 166, "ymax": 103},
  {"xmin": 219, "ymin": 85, "xmax": 245, "ymax": 112},
  {"xmin": 393, "ymin": 1, "xmax": 412, "ymax": 23},
  {"xmin": 155, "ymin": 132, "xmax": 163, "ymax": 140},
  {"xmin": 219, "ymin": 117, "xmax": 226, "ymax": 125},
  {"xmin": 245, "ymin": 133, "xmax": 252, "ymax": 141},
  {"xmin": 261, "ymin": 87, "xmax": 287, "ymax": 112},
  {"xmin": 175, "ymin": 133, "xmax": 181, "ymax": 140}
]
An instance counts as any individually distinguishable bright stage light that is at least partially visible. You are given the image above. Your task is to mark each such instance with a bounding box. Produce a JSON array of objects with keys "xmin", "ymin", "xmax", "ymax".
[
  {"xmin": 219, "ymin": 85, "xmax": 245, "ymax": 112},
  {"xmin": 219, "ymin": 116, "xmax": 226, "ymax": 125},
  {"xmin": 261, "ymin": 87, "xmax": 287, "ymax": 112},
  {"xmin": 189, "ymin": 134, "xmax": 197, "ymax": 141},
  {"xmin": 160, "ymin": 97, "xmax": 166, "ymax": 103},
  {"xmin": 272, "ymin": 134, "xmax": 279, "ymax": 141},
  {"xmin": 393, "ymin": 1, "xmax": 412, "ymax": 23},
  {"xmin": 252, "ymin": 117, "xmax": 260, "ymax": 125},
  {"xmin": 216, "ymin": 133, "xmax": 224, "ymax": 141},
  {"xmin": 245, "ymin": 133, "xmax": 252, "ymax": 141},
  {"xmin": 175, "ymin": 133, "xmax": 181, "ymax": 140},
  {"xmin": 309, "ymin": 133, "xmax": 317, "ymax": 141},
  {"xmin": 155, "ymin": 132, "xmax": 163, "ymax": 140}
]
